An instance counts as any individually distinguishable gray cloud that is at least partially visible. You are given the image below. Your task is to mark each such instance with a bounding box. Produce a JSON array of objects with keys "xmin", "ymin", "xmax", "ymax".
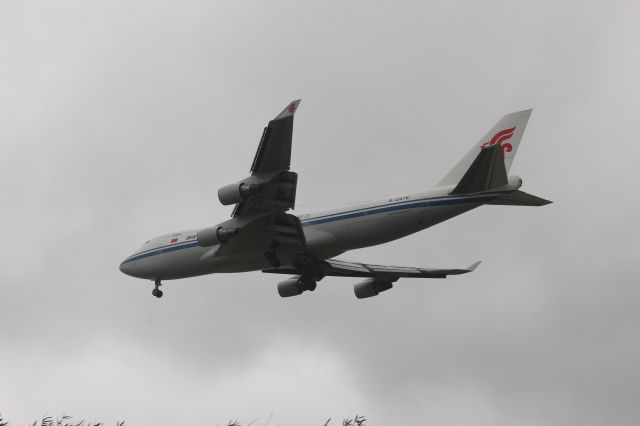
[{"xmin": 1, "ymin": 0, "xmax": 639, "ymax": 425}]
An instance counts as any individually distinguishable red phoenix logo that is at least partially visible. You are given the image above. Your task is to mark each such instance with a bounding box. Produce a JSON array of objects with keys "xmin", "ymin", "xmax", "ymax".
[
  {"xmin": 288, "ymin": 102, "xmax": 297, "ymax": 114},
  {"xmin": 480, "ymin": 127, "xmax": 516, "ymax": 153}
]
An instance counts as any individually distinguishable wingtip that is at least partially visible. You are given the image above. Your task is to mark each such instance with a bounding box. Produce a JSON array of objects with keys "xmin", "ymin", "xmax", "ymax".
[
  {"xmin": 275, "ymin": 99, "xmax": 302, "ymax": 120},
  {"xmin": 467, "ymin": 261, "xmax": 482, "ymax": 272}
]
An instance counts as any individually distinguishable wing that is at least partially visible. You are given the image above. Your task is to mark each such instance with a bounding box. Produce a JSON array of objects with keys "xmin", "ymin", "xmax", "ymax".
[
  {"xmin": 213, "ymin": 211, "xmax": 308, "ymax": 259},
  {"xmin": 212, "ymin": 101, "xmax": 305, "ymax": 260},
  {"xmin": 232, "ymin": 100, "xmax": 302, "ymax": 218},
  {"xmin": 263, "ymin": 258, "xmax": 481, "ymax": 279},
  {"xmin": 250, "ymin": 99, "xmax": 300, "ymax": 174}
]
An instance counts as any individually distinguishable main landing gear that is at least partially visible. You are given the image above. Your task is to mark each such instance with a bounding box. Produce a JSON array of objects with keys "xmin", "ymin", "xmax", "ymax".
[
  {"xmin": 152, "ymin": 278, "xmax": 163, "ymax": 298},
  {"xmin": 297, "ymin": 276, "xmax": 317, "ymax": 292},
  {"xmin": 294, "ymin": 254, "xmax": 324, "ymax": 291}
]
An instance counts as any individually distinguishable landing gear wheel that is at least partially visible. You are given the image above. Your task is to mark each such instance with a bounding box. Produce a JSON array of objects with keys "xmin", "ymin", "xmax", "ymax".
[
  {"xmin": 292, "ymin": 254, "xmax": 324, "ymax": 282},
  {"xmin": 152, "ymin": 279, "xmax": 163, "ymax": 298}
]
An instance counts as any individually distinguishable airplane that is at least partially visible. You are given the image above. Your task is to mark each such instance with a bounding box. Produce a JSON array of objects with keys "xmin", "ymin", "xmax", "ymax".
[{"xmin": 119, "ymin": 100, "xmax": 551, "ymax": 299}]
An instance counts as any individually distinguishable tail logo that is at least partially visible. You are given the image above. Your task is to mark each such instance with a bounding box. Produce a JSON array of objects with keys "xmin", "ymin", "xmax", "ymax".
[{"xmin": 480, "ymin": 127, "xmax": 516, "ymax": 153}]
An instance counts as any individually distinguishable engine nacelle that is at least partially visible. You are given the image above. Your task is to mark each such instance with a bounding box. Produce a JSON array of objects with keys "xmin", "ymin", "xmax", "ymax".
[
  {"xmin": 277, "ymin": 276, "xmax": 317, "ymax": 297},
  {"xmin": 354, "ymin": 278, "xmax": 394, "ymax": 299},
  {"xmin": 277, "ymin": 277, "xmax": 304, "ymax": 297},
  {"xmin": 218, "ymin": 182, "xmax": 262, "ymax": 205},
  {"xmin": 196, "ymin": 226, "xmax": 238, "ymax": 247}
]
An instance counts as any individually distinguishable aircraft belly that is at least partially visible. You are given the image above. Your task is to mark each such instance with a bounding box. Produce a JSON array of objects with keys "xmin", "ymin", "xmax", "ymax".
[
  {"xmin": 306, "ymin": 202, "xmax": 482, "ymax": 252},
  {"xmin": 426, "ymin": 202, "xmax": 482, "ymax": 227},
  {"xmin": 338, "ymin": 210, "xmax": 425, "ymax": 249},
  {"xmin": 208, "ymin": 250, "xmax": 274, "ymax": 273},
  {"xmin": 128, "ymin": 201, "xmax": 484, "ymax": 281},
  {"xmin": 304, "ymin": 228, "xmax": 344, "ymax": 259},
  {"xmin": 134, "ymin": 246, "xmax": 275, "ymax": 280},
  {"xmin": 140, "ymin": 247, "xmax": 209, "ymax": 279}
]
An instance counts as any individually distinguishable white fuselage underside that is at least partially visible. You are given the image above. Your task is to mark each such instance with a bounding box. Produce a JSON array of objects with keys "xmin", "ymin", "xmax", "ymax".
[{"xmin": 120, "ymin": 184, "xmax": 515, "ymax": 281}]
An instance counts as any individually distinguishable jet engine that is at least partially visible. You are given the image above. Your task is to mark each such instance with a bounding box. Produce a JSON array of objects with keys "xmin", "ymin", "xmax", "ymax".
[
  {"xmin": 217, "ymin": 182, "xmax": 262, "ymax": 205},
  {"xmin": 197, "ymin": 226, "xmax": 238, "ymax": 247},
  {"xmin": 217, "ymin": 171, "xmax": 298, "ymax": 207},
  {"xmin": 353, "ymin": 278, "xmax": 394, "ymax": 299},
  {"xmin": 277, "ymin": 276, "xmax": 317, "ymax": 297}
]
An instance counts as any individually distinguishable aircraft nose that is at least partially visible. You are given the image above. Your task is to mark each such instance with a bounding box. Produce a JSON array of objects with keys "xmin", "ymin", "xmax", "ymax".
[{"xmin": 119, "ymin": 259, "xmax": 135, "ymax": 276}]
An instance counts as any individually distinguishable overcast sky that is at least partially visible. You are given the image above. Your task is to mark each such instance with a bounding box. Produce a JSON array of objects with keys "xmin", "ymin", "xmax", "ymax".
[{"xmin": 1, "ymin": 1, "xmax": 639, "ymax": 425}]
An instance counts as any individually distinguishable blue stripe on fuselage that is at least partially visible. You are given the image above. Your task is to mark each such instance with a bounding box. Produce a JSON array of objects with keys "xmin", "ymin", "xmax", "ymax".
[
  {"xmin": 299, "ymin": 192, "xmax": 503, "ymax": 226},
  {"xmin": 121, "ymin": 240, "xmax": 200, "ymax": 265}
]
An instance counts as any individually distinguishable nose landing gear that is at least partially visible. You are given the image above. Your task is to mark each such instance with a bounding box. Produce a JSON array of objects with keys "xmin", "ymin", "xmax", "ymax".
[{"xmin": 152, "ymin": 278, "xmax": 163, "ymax": 298}]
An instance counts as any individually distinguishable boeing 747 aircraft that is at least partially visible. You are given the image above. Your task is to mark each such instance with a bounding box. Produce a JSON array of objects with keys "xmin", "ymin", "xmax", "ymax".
[{"xmin": 120, "ymin": 100, "xmax": 550, "ymax": 299}]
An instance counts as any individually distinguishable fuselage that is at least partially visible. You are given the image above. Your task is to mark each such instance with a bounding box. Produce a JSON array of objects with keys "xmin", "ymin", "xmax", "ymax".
[{"xmin": 119, "ymin": 177, "xmax": 522, "ymax": 281}]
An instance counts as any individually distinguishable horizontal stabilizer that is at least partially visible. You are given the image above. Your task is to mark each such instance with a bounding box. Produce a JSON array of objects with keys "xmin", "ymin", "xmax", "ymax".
[
  {"xmin": 487, "ymin": 190, "xmax": 552, "ymax": 206},
  {"xmin": 450, "ymin": 144, "xmax": 507, "ymax": 194}
]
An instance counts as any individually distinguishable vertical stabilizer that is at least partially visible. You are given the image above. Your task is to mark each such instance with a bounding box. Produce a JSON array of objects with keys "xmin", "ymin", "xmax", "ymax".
[
  {"xmin": 437, "ymin": 109, "xmax": 532, "ymax": 187},
  {"xmin": 450, "ymin": 144, "xmax": 508, "ymax": 194}
]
